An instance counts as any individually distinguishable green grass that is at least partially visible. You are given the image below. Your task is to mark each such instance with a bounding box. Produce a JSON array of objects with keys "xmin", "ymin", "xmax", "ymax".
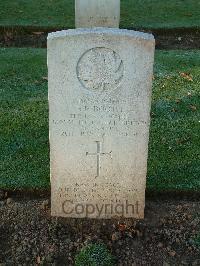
[
  {"xmin": 0, "ymin": 48, "xmax": 49, "ymax": 188},
  {"xmin": 0, "ymin": 48, "xmax": 199, "ymax": 191},
  {"xmin": 148, "ymin": 50, "xmax": 200, "ymax": 192},
  {"xmin": 191, "ymin": 233, "xmax": 200, "ymax": 248},
  {"xmin": 75, "ymin": 243, "xmax": 114, "ymax": 266},
  {"xmin": 0, "ymin": 0, "xmax": 199, "ymax": 29}
]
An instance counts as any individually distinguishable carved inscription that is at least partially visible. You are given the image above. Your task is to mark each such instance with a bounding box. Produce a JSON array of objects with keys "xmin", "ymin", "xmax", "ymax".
[
  {"xmin": 77, "ymin": 47, "xmax": 124, "ymax": 92},
  {"xmin": 58, "ymin": 183, "xmax": 135, "ymax": 202},
  {"xmin": 86, "ymin": 141, "xmax": 112, "ymax": 177},
  {"xmin": 52, "ymin": 97, "xmax": 148, "ymax": 138}
]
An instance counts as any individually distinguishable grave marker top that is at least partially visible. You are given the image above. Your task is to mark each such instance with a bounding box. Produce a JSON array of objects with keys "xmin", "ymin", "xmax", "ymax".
[{"xmin": 75, "ymin": 0, "xmax": 120, "ymax": 28}]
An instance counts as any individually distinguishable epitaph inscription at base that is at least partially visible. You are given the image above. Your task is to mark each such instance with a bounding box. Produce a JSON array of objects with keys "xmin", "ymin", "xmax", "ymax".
[{"xmin": 48, "ymin": 28, "xmax": 155, "ymax": 219}]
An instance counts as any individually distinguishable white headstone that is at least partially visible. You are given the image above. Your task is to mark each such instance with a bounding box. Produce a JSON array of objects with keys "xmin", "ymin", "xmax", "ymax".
[
  {"xmin": 48, "ymin": 28, "xmax": 155, "ymax": 219},
  {"xmin": 75, "ymin": 0, "xmax": 120, "ymax": 28}
]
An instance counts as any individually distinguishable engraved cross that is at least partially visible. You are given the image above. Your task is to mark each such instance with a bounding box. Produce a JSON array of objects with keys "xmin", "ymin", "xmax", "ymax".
[{"xmin": 86, "ymin": 141, "xmax": 112, "ymax": 177}]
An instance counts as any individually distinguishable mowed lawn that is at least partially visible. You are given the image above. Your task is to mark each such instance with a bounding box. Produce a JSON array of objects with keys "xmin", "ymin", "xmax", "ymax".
[
  {"xmin": 0, "ymin": 0, "xmax": 199, "ymax": 29},
  {"xmin": 0, "ymin": 48, "xmax": 199, "ymax": 191}
]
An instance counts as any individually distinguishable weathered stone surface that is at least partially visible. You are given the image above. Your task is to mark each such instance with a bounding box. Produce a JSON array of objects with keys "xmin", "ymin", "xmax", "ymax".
[
  {"xmin": 48, "ymin": 28, "xmax": 155, "ymax": 219},
  {"xmin": 75, "ymin": 0, "xmax": 120, "ymax": 28}
]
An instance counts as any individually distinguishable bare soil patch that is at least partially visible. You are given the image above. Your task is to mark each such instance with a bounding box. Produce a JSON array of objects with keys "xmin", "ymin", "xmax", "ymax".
[
  {"xmin": 0, "ymin": 26, "xmax": 200, "ymax": 49},
  {"xmin": 0, "ymin": 195, "xmax": 199, "ymax": 265}
]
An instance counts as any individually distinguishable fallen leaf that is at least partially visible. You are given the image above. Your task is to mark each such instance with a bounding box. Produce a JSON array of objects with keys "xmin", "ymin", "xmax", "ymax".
[
  {"xmin": 111, "ymin": 232, "xmax": 121, "ymax": 241},
  {"xmin": 32, "ymin": 32, "xmax": 44, "ymax": 35},
  {"xmin": 190, "ymin": 105, "xmax": 197, "ymax": 111},
  {"xmin": 175, "ymin": 99, "xmax": 181, "ymax": 104},
  {"xmin": 36, "ymin": 256, "xmax": 41, "ymax": 264},
  {"xmin": 169, "ymin": 250, "xmax": 176, "ymax": 257},
  {"xmin": 157, "ymin": 242, "xmax": 163, "ymax": 248},
  {"xmin": 180, "ymin": 72, "xmax": 193, "ymax": 81},
  {"xmin": 184, "ymin": 13, "xmax": 193, "ymax": 17},
  {"xmin": 118, "ymin": 223, "xmax": 126, "ymax": 231},
  {"xmin": 176, "ymin": 137, "xmax": 190, "ymax": 145}
]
